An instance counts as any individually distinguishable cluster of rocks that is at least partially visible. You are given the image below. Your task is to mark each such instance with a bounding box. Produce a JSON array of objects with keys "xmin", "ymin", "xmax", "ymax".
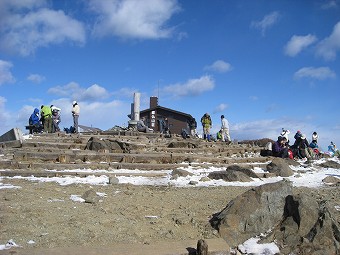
[{"xmin": 211, "ymin": 180, "xmax": 340, "ymax": 254}]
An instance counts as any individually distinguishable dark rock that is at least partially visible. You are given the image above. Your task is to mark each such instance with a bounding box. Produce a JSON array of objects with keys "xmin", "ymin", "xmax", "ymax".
[
  {"xmin": 211, "ymin": 180, "xmax": 340, "ymax": 253},
  {"xmin": 167, "ymin": 141, "xmax": 198, "ymax": 148},
  {"xmin": 226, "ymin": 165, "xmax": 258, "ymax": 178},
  {"xmin": 188, "ymin": 180, "xmax": 198, "ymax": 185},
  {"xmin": 85, "ymin": 137, "xmax": 136, "ymax": 153},
  {"xmin": 322, "ymin": 176, "xmax": 340, "ymax": 185},
  {"xmin": 210, "ymin": 180, "xmax": 293, "ymax": 247},
  {"xmin": 265, "ymin": 196, "xmax": 340, "ymax": 254},
  {"xmin": 208, "ymin": 170, "xmax": 253, "ymax": 182},
  {"xmin": 108, "ymin": 176, "xmax": 119, "ymax": 184},
  {"xmin": 81, "ymin": 189, "xmax": 99, "ymax": 204},
  {"xmin": 171, "ymin": 169, "xmax": 192, "ymax": 177},
  {"xmin": 266, "ymin": 158, "xmax": 294, "ymax": 177},
  {"xmin": 319, "ymin": 160, "xmax": 340, "ymax": 169}
]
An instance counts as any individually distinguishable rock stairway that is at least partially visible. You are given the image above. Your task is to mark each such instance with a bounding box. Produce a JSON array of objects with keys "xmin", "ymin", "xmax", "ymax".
[{"xmin": 0, "ymin": 131, "xmax": 267, "ymax": 177}]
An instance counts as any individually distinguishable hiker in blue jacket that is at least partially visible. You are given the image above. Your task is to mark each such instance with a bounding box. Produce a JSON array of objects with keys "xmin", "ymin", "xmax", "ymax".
[{"xmin": 29, "ymin": 108, "xmax": 43, "ymax": 133}]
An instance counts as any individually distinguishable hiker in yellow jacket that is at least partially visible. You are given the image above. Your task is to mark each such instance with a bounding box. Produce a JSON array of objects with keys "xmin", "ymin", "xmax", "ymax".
[
  {"xmin": 40, "ymin": 105, "xmax": 52, "ymax": 133},
  {"xmin": 200, "ymin": 113, "xmax": 212, "ymax": 141}
]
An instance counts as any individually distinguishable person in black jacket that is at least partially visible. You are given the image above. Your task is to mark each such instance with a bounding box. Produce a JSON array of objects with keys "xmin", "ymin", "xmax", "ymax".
[{"xmin": 188, "ymin": 117, "xmax": 197, "ymax": 138}]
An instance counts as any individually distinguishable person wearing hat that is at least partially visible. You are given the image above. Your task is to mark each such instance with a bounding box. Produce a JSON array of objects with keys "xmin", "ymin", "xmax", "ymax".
[
  {"xmin": 200, "ymin": 113, "xmax": 212, "ymax": 141},
  {"xmin": 297, "ymin": 134, "xmax": 311, "ymax": 159},
  {"xmin": 272, "ymin": 136, "xmax": 289, "ymax": 158},
  {"xmin": 220, "ymin": 115, "xmax": 231, "ymax": 144},
  {"xmin": 72, "ymin": 101, "xmax": 80, "ymax": 133}
]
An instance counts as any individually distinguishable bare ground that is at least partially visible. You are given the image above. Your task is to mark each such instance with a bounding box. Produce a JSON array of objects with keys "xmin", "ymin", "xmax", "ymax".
[{"xmin": 0, "ymin": 178, "xmax": 339, "ymax": 251}]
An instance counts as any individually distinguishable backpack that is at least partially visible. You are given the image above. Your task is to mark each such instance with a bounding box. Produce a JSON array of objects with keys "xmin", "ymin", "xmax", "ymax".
[
  {"xmin": 288, "ymin": 149, "xmax": 293, "ymax": 159},
  {"xmin": 29, "ymin": 116, "xmax": 33, "ymax": 125}
]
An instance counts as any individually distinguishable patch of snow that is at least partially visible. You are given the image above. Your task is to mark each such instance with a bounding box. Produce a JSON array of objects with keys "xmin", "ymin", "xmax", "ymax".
[
  {"xmin": 238, "ymin": 237, "xmax": 280, "ymax": 255},
  {"xmin": 70, "ymin": 195, "xmax": 85, "ymax": 203},
  {"xmin": 0, "ymin": 239, "xmax": 20, "ymax": 251}
]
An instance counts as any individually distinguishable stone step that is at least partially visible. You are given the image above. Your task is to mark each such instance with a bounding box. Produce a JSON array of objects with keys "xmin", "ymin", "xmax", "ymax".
[
  {"xmin": 11, "ymin": 150, "xmax": 264, "ymax": 164},
  {"xmin": 0, "ymin": 158, "xmax": 267, "ymax": 171},
  {"xmin": 0, "ymin": 238, "xmax": 230, "ymax": 255},
  {"xmin": 0, "ymin": 170, "xmax": 167, "ymax": 178}
]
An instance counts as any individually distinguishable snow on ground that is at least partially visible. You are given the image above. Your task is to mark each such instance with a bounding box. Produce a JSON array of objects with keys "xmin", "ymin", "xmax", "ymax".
[
  {"xmin": 0, "ymin": 158, "xmax": 339, "ymax": 189},
  {"xmin": 1, "ymin": 157, "xmax": 339, "ymax": 254}
]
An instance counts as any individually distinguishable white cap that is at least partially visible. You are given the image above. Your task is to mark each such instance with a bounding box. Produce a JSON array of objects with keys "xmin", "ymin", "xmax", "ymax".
[{"xmin": 72, "ymin": 101, "xmax": 77, "ymax": 105}]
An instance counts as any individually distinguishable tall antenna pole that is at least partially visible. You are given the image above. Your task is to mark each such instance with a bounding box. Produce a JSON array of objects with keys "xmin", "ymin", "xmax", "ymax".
[{"xmin": 157, "ymin": 80, "xmax": 160, "ymax": 100}]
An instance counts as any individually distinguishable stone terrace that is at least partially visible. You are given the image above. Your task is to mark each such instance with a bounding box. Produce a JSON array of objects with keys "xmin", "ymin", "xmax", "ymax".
[{"xmin": 0, "ymin": 131, "xmax": 268, "ymax": 178}]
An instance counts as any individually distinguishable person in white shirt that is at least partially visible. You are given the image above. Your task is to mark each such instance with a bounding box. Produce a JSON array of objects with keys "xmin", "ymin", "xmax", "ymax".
[
  {"xmin": 72, "ymin": 101, "xmax": 80, "ymax": 133},
  {"xmin": 220, "ymin": 115, "xmax": 231, "ymax": 143},
  {"xmin": 280, "ymin": 128, "xmax": 290, "ymax": 146}
]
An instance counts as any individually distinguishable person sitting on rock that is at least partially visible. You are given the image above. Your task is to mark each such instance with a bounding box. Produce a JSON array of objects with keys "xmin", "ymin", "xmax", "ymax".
[
  {"xmin": 292, "ymin": 134, "xmax": 314, "ymax": 159},
  {"xmin": 137, "ymin": 117, "xmax": 153, "ymax": 133},
  {"xmin": 29, "ymin": 108, "xmax": 43, "ymax": 133},
  {"xmin": 328, "ymin": 142, "xmax": 340, "ymax": 157},
  {"xmin": 272, "ymin": 136, "xmax": 289, "ymax": 158},
  {"xmin": 309, "ymin": 132, "xmax": 318, "ymax": 148}
]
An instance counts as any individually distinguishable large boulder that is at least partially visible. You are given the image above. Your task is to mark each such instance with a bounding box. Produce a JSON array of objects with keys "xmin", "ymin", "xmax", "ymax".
[
  {"xmin": 264, "ymin": 195, "xmax": 340, "ymax": 254},
  {"xmin": 210, "ymin": 180, "xmax": 340, "ymax": 253},
  {"xmin": 226, "ymin": 165, "xmax": 258, "ymax": 178},
  {"xmin": 319, "ymin": 160, "xmax": 340, "ymax": 169},
  {"xmin": 208, "ymin": 170, "xmax": 253, "ymax": 182},
  {"xmin": 266, "ymin": 158, "xmax": 294, "ymax": 177},
  {"xmin": 85, "ymin": 137, "xmax": 136, "ymax": 153},
  {"xmin": 208, "ymin": 165, "xmax": 258, "ymax": 182},
  {"xmin": 210, "ymin": 180, "xmax": 293, "ymax": 247},
  {"xmin": 167, "ymin": 141, "xmax": 198, "ymax": 148},
  {"xmin": 171, "ymin": 169, "xmax": 193, "ymax": 177}
]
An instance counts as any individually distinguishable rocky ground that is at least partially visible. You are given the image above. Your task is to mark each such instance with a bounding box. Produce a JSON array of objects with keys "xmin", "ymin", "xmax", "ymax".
[
  {"xmin": 0, "ymin": 132, "xmax": 339, "ymax": 254},
  {"xmin": 1, "ymin": 178, "xmax": 339, "ymax": 251}
]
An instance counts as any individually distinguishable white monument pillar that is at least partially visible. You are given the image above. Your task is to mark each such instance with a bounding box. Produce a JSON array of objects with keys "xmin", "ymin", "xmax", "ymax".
[{"xmin": 133, "ymin": 92, "xmax": 140, "ymax": 121}]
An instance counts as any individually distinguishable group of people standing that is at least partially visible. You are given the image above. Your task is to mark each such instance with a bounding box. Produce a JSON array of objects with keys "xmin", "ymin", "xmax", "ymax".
[
  {"xmin": 200, "ymin": 113, "xmax": 231, "ymax": 143},
  {"xmin": 29, "ymin": 101, "xmax": 80, "ymax": 134}
]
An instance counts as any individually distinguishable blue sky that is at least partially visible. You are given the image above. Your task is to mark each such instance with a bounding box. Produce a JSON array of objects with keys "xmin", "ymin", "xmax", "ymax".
[{"xmin": 0, "ymin": 0, "xmax": 339, "ymax": 150}]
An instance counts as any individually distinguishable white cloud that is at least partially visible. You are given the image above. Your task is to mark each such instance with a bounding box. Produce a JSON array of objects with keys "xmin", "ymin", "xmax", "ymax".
[
  {"xmin": 316, "ymin": 21, "xmax": 340, "ymax": 61},
  {"xmin": 0, "ymin": 0, "xmax": 47, "ymax": 10},
  {"xmin": 112, "ymin": 87, "xmax": 139, "ymax": 98},
  {"xmin": 0, "ymin": 60, "xmax": 15, "ymax": 85},
  {"xmin": 80, "ymin": 84, "xmax": 110, "ymax": 101},
  {"xmin": 294, "ymin": 67, "xmax": 336, "ymax": 80},
  {"xmin": 48, "ymin": 82, "xmax": 81, "ymax": 97},
  {"xmin": 0, "ymin": 2, "xmax": 86, "ymax": 56},
  {"xmin": 213, "ymin": 103, "xmax": 228, "ymax": 114},
  {"xmin": 160, "ymin": 75, "xmax": 215, "ymax": 98},
  {"xmin": 321, "ymin": 0, "xmax": 338, "ymax": 9},
  {"xmin": 89, "ymin": 0, "xmax": 181, "ymax": 39},
  {"xmin": 48, "ymin": 82, "xmax": 110, "ymax": 102},
  {"xmin": 27, "ymin": 74, "xmax": 45, "ymax": 84},
  {"xmin": 68, "ymin": 100, "xmax": 129, "ymax": 130},
  {"xmin": 249, "ymin": 96, "xmax": 258, "ymax": 101},
  {"xmin": 204, "ymin": 60, "xmax": 232, "ymax": 73},
  {"xmin": 251, "ymin": 11, "xmax": 280, "ymax": 36},
  {"xmin": 284, "ymin": 34, "xmax": 317, "ymax": 57},
  {"xmin": 0, "ymin": 96, "xmax": 12, "ymax": 133}
]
